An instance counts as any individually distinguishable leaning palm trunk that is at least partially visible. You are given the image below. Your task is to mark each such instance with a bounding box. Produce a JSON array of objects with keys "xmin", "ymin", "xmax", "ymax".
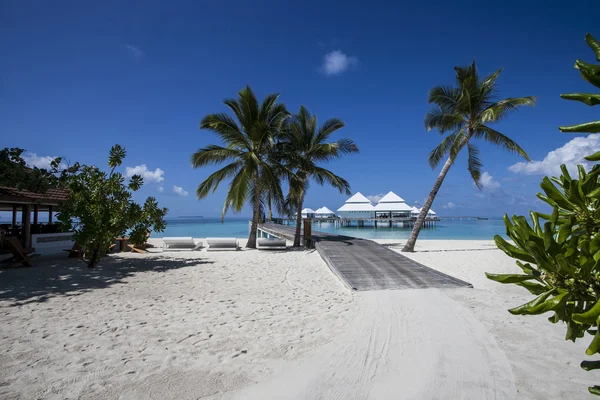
[
  {"xmin": 402, "ymin": 137, "xmax": 469, "ymax": 252},
  {"xmin": 247, "ymin": 178, "xmax": 261, "ymax": 249},
  {"xmin": 293, "ymin": 197, "xmax": 304, "ymax": 247}
]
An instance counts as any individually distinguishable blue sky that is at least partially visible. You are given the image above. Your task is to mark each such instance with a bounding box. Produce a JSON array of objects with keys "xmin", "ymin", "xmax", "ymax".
[{"xmin": 2, "ymin": 0, "xmax": 600, "ymax": 218}]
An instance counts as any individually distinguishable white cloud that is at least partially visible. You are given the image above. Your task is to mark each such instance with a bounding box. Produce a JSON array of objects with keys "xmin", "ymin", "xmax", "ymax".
[
  {"xmin": 172, "ymin": 186, "xmax": 188, "ymax": 197},
  {"xmin": 157, "ymin": 186, "xmax": 164, "ymax": 193},
  {"xmin": 478, "ymin": 172, "xmax": 501, "ymax": 191},
  {"xmin": 321, "ymin": 50, "xmax": 358, "ymax": 76},
  {"xmin": 508, "ymin": 134, "xmax": 600, "ymax": 176},
  {"xmin": 125, "ymin": 164, "xmax": 164, "ymax": 183},
  {"xmin": 125, "ymin": 44, "xmax": 144, "ymax": 59},
  {"xmin": 366, "ymin": 193, "xmax": 385, "ymax": 203},
  {"xmin": 441, "ymin": 202, "xmax": 456, "ymax": 209},
  {"xmin": 21, "ymin": 153, "xmax": 59, "ymax": 170}
]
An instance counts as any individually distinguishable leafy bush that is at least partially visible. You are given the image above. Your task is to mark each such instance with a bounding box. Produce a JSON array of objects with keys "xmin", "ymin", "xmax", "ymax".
[
  {"xmin": 487, "ymin": 33, "xmax": 600, "ymax": 396},
  {"xmin": 129, "ymin": 197, "xmax": 167, "ymax": 247},
  {"xmin": 58, "ymin": 145, "xmax": 167, "ymax": 267}
]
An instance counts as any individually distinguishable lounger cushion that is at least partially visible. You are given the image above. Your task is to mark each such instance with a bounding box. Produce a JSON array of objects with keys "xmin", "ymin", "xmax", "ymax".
[
  {"xmin": 206, "ymin": 238, "xmax": 238, "ymax": 250},
  {"xmin": 257, "ymin": 238, "xmax": 286, "ymax": 249}
]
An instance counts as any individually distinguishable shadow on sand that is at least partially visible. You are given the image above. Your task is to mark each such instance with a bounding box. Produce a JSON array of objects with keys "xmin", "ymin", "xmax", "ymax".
[{"xmin": 0, "ymin": 254, "xmax": 212, "ymax": 304}]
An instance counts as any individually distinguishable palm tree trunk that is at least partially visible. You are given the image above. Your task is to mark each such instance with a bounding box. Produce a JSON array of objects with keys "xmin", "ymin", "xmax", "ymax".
[
  {"xmin": 247, "ymin": 178, "xmax": 261, "ymax": 249},
  {"xmin": 293, "ymin": 198, "xmax": 303, "ymax": 247},
  {"xmin": 402, "ymin": 133, "xmax": 471, "ymax": 252},
  {"xmin": 268, "ymin": 199, "xmax": 273, "ymax": 222}
]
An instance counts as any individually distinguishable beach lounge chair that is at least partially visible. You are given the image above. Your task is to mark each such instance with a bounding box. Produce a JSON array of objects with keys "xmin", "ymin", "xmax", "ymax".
[
  {"xmin": 206, "ymin": 237, "xmax": 239, "ymax": 251},
  {"xmin": 162, "ymin": 237, "xmax": 203, "ymax": 251},
  {"xmin": 257, "ymin": 238, "xmax": 287, "ymax": 250},
  {"xmin": 3, "ymin": 236, "xmax": 36, "ymax": 268}
]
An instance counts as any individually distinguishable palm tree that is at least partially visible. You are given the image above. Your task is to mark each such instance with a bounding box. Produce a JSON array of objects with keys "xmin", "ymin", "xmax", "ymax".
[
  {"xmin": 401, "ymin": 61, "xmax": 535, "ymax": 252},
  {"xmin": 191, "ymin": 86, "xmax": 289, "ymax": 248},
  {"xmin": 281, "ymin": 106, "xmax": 359, "ymax": 247}
]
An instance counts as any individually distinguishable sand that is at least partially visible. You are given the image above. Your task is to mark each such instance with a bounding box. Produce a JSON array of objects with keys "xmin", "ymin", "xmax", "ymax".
[{"xmin": 0, "ymin": 238, "xmax": 595, "ymax": 399}]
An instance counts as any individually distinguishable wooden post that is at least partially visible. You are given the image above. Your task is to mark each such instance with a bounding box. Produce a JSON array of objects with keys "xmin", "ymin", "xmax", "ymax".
[
  {"xmin": 22, "ymin": 204, "xmax": 31, "ymax": 249},
  {"xmin": 33, "ymin": 204, "xmax": 39, "ymax": 226},
  {"xmin": 48, "ymin": 205, "xmax": 53, "ymax": 224},
  {"xmin": 303, "ymin": 218, "xmax": 312, "ymax": 248},
  {"xmin": 12, "ymin": 204, "xmax": 18, "ymax": 227}
]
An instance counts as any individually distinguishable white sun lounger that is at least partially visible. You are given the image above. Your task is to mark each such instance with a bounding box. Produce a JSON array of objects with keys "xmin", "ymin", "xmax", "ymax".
[
  {"xmin": 162, "ymin": 237, "xmax": 202, "ymax": 251},
  {"xmin": 206, "ymin": 237, "xmax": 239, "ymax": 251},
  {"xmin": 257, "ymin": 238, "xmax": 287, "ymax": 250}
]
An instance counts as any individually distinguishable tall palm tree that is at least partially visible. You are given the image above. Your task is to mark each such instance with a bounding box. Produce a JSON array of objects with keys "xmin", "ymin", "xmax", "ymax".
[
  {"xmin": 281, "ymin": 106, "xmax": 359, "ymax": 247},
  {"xmin": 401, "ymin": 61, "xmax": 535, "ymax": 252},
  {"xmin": 191, "ymin": 86, "xmax": 289, "ymax": 248}
]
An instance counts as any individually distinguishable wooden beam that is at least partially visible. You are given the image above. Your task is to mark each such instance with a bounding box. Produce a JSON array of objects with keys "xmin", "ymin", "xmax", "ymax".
[{"xmin": 12, "ymin": 204, "xmax": 17, "ymax": 226}]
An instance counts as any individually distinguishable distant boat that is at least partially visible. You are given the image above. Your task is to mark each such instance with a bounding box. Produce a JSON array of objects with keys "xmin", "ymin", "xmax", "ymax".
[{"xmin": 476, "ymin": 217, "xmax": 489, "ymax": 220}]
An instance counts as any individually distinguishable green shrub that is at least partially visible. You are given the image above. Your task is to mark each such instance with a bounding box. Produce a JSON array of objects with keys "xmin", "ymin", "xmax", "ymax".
[{"xmin": 487, "ymin": 33, "xmax": 600, "ymax": 396}]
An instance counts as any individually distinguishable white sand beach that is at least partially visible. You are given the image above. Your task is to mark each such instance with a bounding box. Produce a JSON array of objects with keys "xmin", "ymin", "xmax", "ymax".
[{"xmin": 0, "ymin": 239, "xmax": 595, "ymax": 399}]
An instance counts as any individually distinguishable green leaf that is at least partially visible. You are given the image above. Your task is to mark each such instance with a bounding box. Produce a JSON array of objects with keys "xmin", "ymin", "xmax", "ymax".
[
  {"xmin": 494, "ymin": 235, "xmax": 536, "ymax": 263},
  {"xmin": 588, "ymin": 386, "xmax": 600, "ymax": 396},
  {"xmin": 587, "ymin": 331, "xmax": 600, "ymax": 355},
  {"xmin": 586, "ymin": 33, "xmax": 600, "ymax": 62},
  {"xmin": 573, "ymin": 300, "xmax": 600, "ymax": 325},
  {"xmin": 485, "ymin": 273, "xmax": 537, "ymax": 284},
  {"xmin": 582, "ymin": 360, "xmax": 600, "ymax": 371},
  {"xmin": 560, "ymin": 93, "xmax": 600, "ymax": 106},
  {"xmin": 586, "ymin": 151, "xmax": 600, "ymax": 162},
  {"xmin": 515, "ymin": 280, "xmax": 548, "ymax": 295},
  {"xmin": 575, "ymin": 60, "xmax": 600, "ymax": 89},
  {"xmin": 559, "ymin": 121, "xmax": 600, "ymax": 133},
  {"xmin": 509, "ymin": 290, "xmax": 554, "ymax": 315},
  {"xmin": 540, "ymin": 176, "xmax": 573, "ymax": 209}
]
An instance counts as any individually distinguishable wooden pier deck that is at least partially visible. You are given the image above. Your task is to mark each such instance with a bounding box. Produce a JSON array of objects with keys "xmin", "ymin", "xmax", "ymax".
[{"xmin": 258, "ymin": 223, "xmax": 472, "ymax": 291}]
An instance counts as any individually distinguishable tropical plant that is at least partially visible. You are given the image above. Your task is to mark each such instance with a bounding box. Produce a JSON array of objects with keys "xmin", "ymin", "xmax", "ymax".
[
  {"xmin": 129, "ymin": 197, "xmax": 168, "ymax": 248},
  {"xmin": 0, "ymin": 147, "xmax": 64, "ymax": 192},
  {"xmin": 58, "ymin": 145, "xmax": 167, "ymax": 267},
  {"xmin": 401, "ymin": 61, "xmax": 536, "ymax": 252},
  {"xmin": 191, "ymin": 86, "xmax": 289, "ymax": 248},
  {"xmin": 488, "ymin": 33, "xmax": 600, "ymax": 396},
  {"xmin": 280, "ymin": 106, "xmax": 358, "ymax": 247}
]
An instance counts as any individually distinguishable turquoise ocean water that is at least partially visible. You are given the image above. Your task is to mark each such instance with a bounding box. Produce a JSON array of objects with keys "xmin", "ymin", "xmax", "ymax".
[{"xmin": 153, "ymin": 218, "xmax": 507, "ymax": 240}]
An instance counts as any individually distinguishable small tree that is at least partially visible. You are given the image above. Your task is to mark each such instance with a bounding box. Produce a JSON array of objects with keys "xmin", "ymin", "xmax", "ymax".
[
  {"xmin": 0, "ymin": 147, "xmax": 64, "ymax": 192},
  {"xmin": 58, "ymin": 145, "xmax": 167, "ymax": 267},
  {"xmin": 129, "ymin": 197, "xmax": 168, "ymax": 248},
  {"xmin": 487, "ymin": 33, "xmax": 600, "ymax": 396}
]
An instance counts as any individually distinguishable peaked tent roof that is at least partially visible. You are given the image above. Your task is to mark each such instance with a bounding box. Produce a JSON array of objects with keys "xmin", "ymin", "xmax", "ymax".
[
  {"xmin": 374, "ymin": 202, "xmax": 413, "ymax": 212},
  {"xmin": 315, "ymin": 206, "xmax": 335, "ymax": 214},
  {"xmin": 337, "ymin": 203, "xmax": 375, "ymax": 212},
  {"xmin": 344, "ymin": 192, "xmax": 372, "ymax": 204},
  {"xmin": 301, "ymin": 208, "xmax": 316, "ymax": 214},
  {"xmin": 377, "ymin": 191, "xmax": 405, "ymax": 203},
  {"xmin": 411, "ymin": 206, "xmax": 421, "ymax": 213}
]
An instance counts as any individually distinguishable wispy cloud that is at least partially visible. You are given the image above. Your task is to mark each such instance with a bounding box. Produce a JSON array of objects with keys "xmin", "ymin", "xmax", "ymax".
[
  {"xmin": 321, "ymin": 50, "xmax": 358, "ymax": 76},
  {"xmin": 509, "ymin": 134, "xmax": 600, "ymax": 176},
  {"xmin": 172, "ymin": 186, "xmax": 189, "ymax": 197},
  {"xmin": 441, "ymin": 202, "xmax": 458, "ymax": 209},
  {"xmin": 125, "ymin": 44, "xmax": 144, "ymax": 60},
  {"xmin": 125, "ymin": 164, "xmax": 164, "ymax": 184},
  {"xmin": 366, "ymin": 193, "xmax": 385, "ymax": 203}
]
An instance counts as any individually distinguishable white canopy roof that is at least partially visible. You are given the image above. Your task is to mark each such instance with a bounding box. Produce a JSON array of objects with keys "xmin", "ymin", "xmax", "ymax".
[
  {"xmin": 337, "ymin": 203, "xmax": 375, "ymax": 212},
  {"xmin": 377, "ymin": 191, "xmax": 405, "ymax": 203},
  {"xmin": 344, "ymin": 192, "xmax": 371, "ymax": 204},
  {"xmin": 418, "ymin": 207, "xmax": 437, "ymax": 215},
  {"xmin": 411, "ymin": 206, "xmax": 421, "ymax": 214},
  {"xmin": 301, "ymin": 208, "xmax": 316, "ymax": 214},
  {"xmin": 374, "ymin": 202, "xmax": 413, "ymax": 212},
  {"xmin": 315, "ymin": 206, "xmax": 335, "ymax": 215}
]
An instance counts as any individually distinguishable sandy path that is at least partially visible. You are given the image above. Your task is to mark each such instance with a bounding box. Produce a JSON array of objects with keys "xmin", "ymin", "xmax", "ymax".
[{"xmin": 230, "ymin": 288, "xmax": 514, "ymax": 399}]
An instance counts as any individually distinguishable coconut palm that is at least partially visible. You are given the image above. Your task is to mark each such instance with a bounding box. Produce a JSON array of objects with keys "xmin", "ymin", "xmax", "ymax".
[
  {"xmin": 191, "ymin": 86, "xmax": 289, "ymax": 248},
  {"xmin": 281, "ymin": 106, "xmax": 359, "ymax": 247},
  {"xmin": 401, "ymin": 61, "xmax": 535, "ymax": 252}
]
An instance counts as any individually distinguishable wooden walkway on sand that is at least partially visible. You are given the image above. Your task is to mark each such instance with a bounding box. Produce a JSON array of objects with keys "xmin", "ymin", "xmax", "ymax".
[{"xmin": 258, "ymin": 223, "xmax": 472, "ymax": 291}]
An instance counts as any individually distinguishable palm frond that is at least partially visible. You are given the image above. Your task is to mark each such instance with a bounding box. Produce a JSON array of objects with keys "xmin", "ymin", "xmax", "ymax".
[
  {"xmin": 312, "ymin": 166, "xmax": 351, "ymax": 195},
  {"xmin": 424, "ymin": 107, "xmax": 464, "ymax": 133},
  {"xmin": 191, "ymin": 145, "xmax": 243, "ymax": 168},
  {"xmin": 315, "ymin": 117, "xmax": 345, "ymax": 144},
  {"xmin": 200, "ymin": 113, "xmax": 249, "ymax": 150},
  {"xmin": 479, "ymin": 125, "xmax": 530, "ymax": 161},
  {"xmin": 479, "ymin": 97, "xmax": 536, "ymax": 123},
  {"xmin": 238, "ymin": 86, "xmax": 259, "ymax": 135},
  {"xmin": 222, "ymin": 166, "xmax": 251, "ymax": 217},
  {"xmin": 428, "ymin": 131, "xmax": 458, "ymax": 168},
  {"xmin": 467, "ymin": 143, "xmax": 483, "ymax": 189},
  {"xmin": 196, "ymin": 161, "xmax": 242, "ymax": 199},
  {"xmin": 427, "ymin": 85, "xmax": 461, "ymax": 111}
]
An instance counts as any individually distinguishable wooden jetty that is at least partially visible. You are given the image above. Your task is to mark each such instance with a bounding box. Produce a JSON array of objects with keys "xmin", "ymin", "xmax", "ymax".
[{"xmin": 258, "ymin": 223, "xmax": 472, "ymax": 291}]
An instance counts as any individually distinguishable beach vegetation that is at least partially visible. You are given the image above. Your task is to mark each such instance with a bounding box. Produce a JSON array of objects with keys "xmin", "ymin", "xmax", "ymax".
[
  {"xmin": 488, "ymin": 33, "xmax": 600, "ymax": 396},
  {"xmin": 402, "ymin": 61, "xmax": 535, "ymax": 252},
  {"xmin": 0, "ymin": 147, "xmax": 66, "ymax": 192},
  {"xmin": 192, "ymin": 86, "xmax": 289, "ymax": 248},
  {"xmin": 58, "ymin": 145, "xmax": 167, "ymax": 267}
]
